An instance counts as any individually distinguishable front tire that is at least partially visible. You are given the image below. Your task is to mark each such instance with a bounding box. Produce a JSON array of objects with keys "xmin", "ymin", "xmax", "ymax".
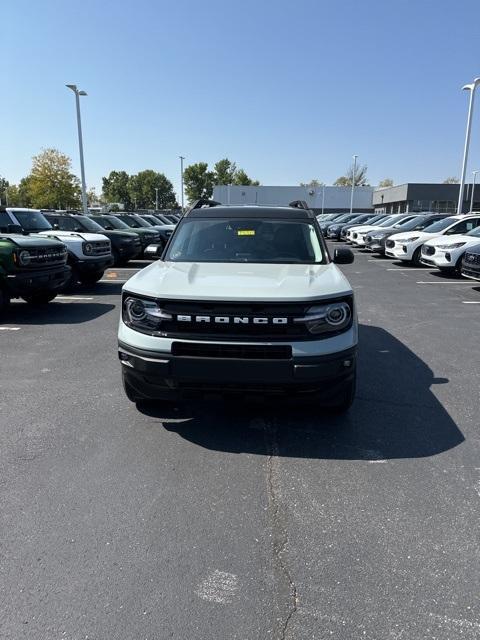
[
  {"xmin": 79, "ymin": 270, "xmax": 104, "ymax": 285},
  {"xmin": 0, "ymin": 288, "xmax": 11, "ymax": 312},
  {"xmin": 328, "ymin": 375, "xmax": 356, "ymax": 413},
  {"xmin": 412, "ymin": 246, "xmax": 423, "ymax": 266},
  {"xmin": 22, "ymin": 292, "xmax": 57, "ymax": 305}
]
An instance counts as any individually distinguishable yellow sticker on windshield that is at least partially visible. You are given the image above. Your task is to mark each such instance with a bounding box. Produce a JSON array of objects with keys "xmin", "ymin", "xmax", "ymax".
[{"xmin": 238, "ymin": 229, "xmax": 255, "ymax": 236}]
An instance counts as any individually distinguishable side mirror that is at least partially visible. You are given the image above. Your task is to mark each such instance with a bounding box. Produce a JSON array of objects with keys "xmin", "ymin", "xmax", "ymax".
[
  {"xmin": 333, "ymin": 248, "xmax": 354, "ymax": 264},
  {"xmin": 52, "ymin": 223, "xmax": 60, "ymax": 230},
  {"xmin": 105, "ymin": 225, "xmax": 114, "ymax": 230},
  {"xmin": 7, "ymin": 224, "xmax": 23, "ymax": 234}
]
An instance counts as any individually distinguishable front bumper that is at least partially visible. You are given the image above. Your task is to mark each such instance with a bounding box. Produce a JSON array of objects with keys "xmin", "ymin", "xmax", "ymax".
[
  {"xmin": 461, "ymin": 265, "xmax": 480, "ymax": 281},
  {"xmin": 5, "ymin": 266, "xmax": 71, "ymax": 297},
  {"xmin": 73, "ymin": 256, "xmax": 114, "ymax": 274},
  {"xmin": 119, "ymin": 341, "xmax": 357, "ymax": 401},
  {"xmin": 364, "ymin": 238, "xmax": 386, "ymax": 253},
  {"xmin": 385, "ymin": 244, "xmax": 413, "ymax": 260}
]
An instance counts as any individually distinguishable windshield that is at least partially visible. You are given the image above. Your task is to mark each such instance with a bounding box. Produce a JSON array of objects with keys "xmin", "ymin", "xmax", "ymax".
[
  {"xmin": 391, "ymin": 216, "xmax": 418, "ymax": 229},
  {"xmin": 376, "ymin": 216, "xmax": 400, "ymax": 227},
  {"xmin": 95, "ymin": 216, "xmax": 131, "ymax": 230},
  {"xmin": 13, "ymin": 210, "xmax": 52, "ymax": 231},
  {"xmin": 131, "ymin": 216, "xmax": 152, "ymax": 227},
  {"xmin": 422, "ymin": 217, "xmax": 457, "ymax": 233},
  {"xmin": 117, "ymin": 215, "xmax": 144, "ymax": 228},
  {"xmin": 74, "ymin": 216, "xmax": 105, "ymax": 233},
  {"xmin": 467, "ymin": 226, "xmax": 480, "ymax": 237},
  {"xmin": 165, "ymin": 218, "xmax": 325, "ymax": 264}
]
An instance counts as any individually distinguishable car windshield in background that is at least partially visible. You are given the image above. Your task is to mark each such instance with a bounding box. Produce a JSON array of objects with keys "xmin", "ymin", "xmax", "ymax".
[
  {"xmin": 117, "ymin": 216, "xmax": 145, "ymax": 228},
  {"xmin": 130, "ymin": 216, "xmax": 152, "ymax": 228},
  {"xmin": 423, "ymin": 217, "xmax": 457, "ymax": 233},
  {"xmin": 94, "ymin": 216, "xmax": 131, "ymax": 230},
  {"xmin": 166, "ymin": 218, "xmax": 325, "ymax": 264},
  {"xmin": 74, "ymin": 216, "xmax": 106, "ymax": 233},
  {"xmin": 14, "ymin": 211, "xmax": 52, "ymax": 231},
  {"xmin": 466, "ymin": 226, "xmax": 480, "ymax": 237}
]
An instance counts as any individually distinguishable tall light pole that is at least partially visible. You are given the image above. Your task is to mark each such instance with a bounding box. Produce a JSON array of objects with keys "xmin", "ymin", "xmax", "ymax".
[
  {"xmin": 155, "ymin": 188, "xmax": 159, "ymax": 211},
  {"xmin": 66, "ymin": 84, "xmax": 88, "ymax": 215},
  {"xmin": 179, "ymin": 156, "xmax": 185, "ymax": 211},
  {"xmin": 349, "ymin": 155, "xmax": 358, "ymax": 215},
  {"xmin": 470, "ymin": 170, "xmax": 480, "ymax": 212},
  {"xmin": 457, "ymin": 78, "xmax": 480, "ymax": 214},
  {"xmin": 321, "ymin": 184, "xmax": 325, "ymax": 215}
]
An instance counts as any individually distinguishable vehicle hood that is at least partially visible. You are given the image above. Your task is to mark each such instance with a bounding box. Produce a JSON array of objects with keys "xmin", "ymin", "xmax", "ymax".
[
  {"xmin": 102, "ymin": 230, "xmax": 139, "ymax": 239},
  {"xmin": 0, "ymin": 234, "xmax": 66, "ymax": 249},
  {"xmin": 424, "ymin": 234, "xmax": 479, "ymax": 247},
  {"xmin": 38, "ymin": 230, "xmax": 108, "ymax": 242},
  {"xmin": 124, "ymin": 261, "xmax": 353, "ymax": 302},
  {"xmin": 389, "ymin": 230, "xmax": 441, "ymax": 242},
  {"xmin": 350, "ymin": 224, "xmax": 383, "ymax": 233},
  {"xmin": 150, "ymin": 224, "xmax": 175, "ymax": 231}
]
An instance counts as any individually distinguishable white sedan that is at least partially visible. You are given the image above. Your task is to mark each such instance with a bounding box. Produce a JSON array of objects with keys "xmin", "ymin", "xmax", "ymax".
[
  {"xmin": 420, "ymin": 225, "xmax": 480, "ymax": 273},
  {"xmin": 350, "ymin": 214, "xmax": 418, "ymax": 247},
  {"xmin": 385, "ymin": 215, "xmax": 480, "ymax": 265}
]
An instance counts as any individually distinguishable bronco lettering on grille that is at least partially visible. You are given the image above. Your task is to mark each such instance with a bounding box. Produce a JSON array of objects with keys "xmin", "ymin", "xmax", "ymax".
[{"xmin": 176, "ymin": 315, "xmax": 288, "ymax": 325}]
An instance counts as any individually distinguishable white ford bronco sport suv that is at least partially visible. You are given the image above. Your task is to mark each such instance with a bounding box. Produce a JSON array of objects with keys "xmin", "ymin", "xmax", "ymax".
[{"xmin": 118, "ymin": 200, "xmax": 358, "ymax": 411}]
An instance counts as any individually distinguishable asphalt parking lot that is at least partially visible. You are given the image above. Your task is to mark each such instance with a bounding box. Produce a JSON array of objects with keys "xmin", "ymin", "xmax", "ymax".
[{"xmin": 1, "ymin": 248, "xmax": 480, "ymax": 640}]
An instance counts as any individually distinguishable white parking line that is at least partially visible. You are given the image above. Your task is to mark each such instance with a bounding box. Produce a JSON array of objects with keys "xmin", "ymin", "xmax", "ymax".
[
  {"xmin": 387, "ymin": 268, "xmax": 429, "ymax": 271},
  {"xmin": 462, "ymin": 301, "xmax": 480, "ymax": 304},
  {"xmin": 57, "ymin": 296, "xmax": 94, "ymax": 300},
  {"xmin": 416, "ymin": 281, "xmax": 473, "ymax": 284},
  {"xmin": 0, "ymin": 327, "xmax": 20, "ymax": 331},
  {"xmin": 106, "ymin": 267, "xmax": 142, "ymax": 271},
  {"xmin": 99, "ymin": 279, "xmax": 128, "ymax": 284}
]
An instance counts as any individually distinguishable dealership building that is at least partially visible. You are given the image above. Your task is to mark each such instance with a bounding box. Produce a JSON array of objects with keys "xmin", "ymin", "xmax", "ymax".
[
  {"xmin": 213, "ymin": 185, "xmax": 374, "ymax": 213},
  {"xmin": 372, "ymin": 183, "xmax": 478, "ymax": 215}
]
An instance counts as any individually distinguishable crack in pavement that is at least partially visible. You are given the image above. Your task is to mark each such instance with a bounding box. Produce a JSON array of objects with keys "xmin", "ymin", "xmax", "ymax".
[{"xmin": 263, "ymin": 417, "xmax": 298, "ymax": 639}]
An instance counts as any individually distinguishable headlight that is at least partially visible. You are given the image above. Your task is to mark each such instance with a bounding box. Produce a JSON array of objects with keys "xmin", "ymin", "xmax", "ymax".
[
  {"xmin": 436, "ymin": 242, "xmax": 466, "ymax": 250},
  {"xmin": 83, "ymin": 242, "xmax": 93, "ymax": 255},
  {"xmin": 370, "ymin": 233, "xmax": 387, "ymax": 240},
  {"xmin": 294, "ymin": 300, "xmax": 352, "ymax": 335},
  {"xmin": 400, "ymin": 237, "xmax": 420, "ymax": 243},
  {"xmin": 123, "ymin": 296, "xmax": 172, "ymax": 333},
  {"xmin": 17, "ymin": 250, "xmax": 31, "ymax": 266}
]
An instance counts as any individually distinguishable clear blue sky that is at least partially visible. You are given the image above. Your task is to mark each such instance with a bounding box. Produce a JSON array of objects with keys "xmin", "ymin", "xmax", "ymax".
[{"xmin": 2, "ymin": 0, "xmax": 480, "ymax": 199}]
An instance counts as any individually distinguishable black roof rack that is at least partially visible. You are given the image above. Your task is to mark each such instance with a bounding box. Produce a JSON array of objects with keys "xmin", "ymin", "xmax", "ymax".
[
  {"xmin": 186, "ymin": 198, "xmax": 221, "ymax": 214},
  {"xmin": 288, "ymin": 200, "xmax": 311, "ymax": 211}
]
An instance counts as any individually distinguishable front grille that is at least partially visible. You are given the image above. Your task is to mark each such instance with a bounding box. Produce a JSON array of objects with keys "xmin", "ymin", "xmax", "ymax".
[
  {"xmin": 90, "ymin": 240, "xmax": 111, "ymax": 256},
  {"xmin": 385, "ymin": 239, "xmax": 395, "ymax": 248},
  {"xmin": 422, "ymin": 245, "xmax": 435, "ymax": 256},
  {"xmin": 464, "ymin": 251, "xmax": 480, "ymax": 265},
  {"xmin": 172, "ymin": 342, "xmax": 292, "ymax": 360},
  {"xmin": 24, "ymin": 247, "xmax": 67, "ymax": 268}
]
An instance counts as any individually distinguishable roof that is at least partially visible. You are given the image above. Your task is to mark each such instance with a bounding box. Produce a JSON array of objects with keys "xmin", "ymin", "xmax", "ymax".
[{"xmin": 185, "ymin": 205, "xmax": 316, "ymax": 220}]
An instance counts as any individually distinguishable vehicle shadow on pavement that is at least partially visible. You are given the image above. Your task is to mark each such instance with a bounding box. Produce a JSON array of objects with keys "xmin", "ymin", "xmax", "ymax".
[
  {"xmin": 138, "ymin": 325, "xmax": 464, "ymax": 461},
  {"xmin": 3, "ymin": 301, "xmax": 115, "ymax": 325}
]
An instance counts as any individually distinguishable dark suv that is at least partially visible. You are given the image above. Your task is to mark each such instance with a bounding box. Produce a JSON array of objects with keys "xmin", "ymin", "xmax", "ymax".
[
  {"xmin": 44, "ymin": 213, "xmax": 142, "ymax": 266},
  {"xmin": 461, "ymin": 244, "xmax": 480, "ymax": 281}
]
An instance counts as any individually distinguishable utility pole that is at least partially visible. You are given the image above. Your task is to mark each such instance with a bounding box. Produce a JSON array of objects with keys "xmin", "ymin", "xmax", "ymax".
[
  {"xmin": 66, "ymin": 84, "xmax": 88, "ymax": 215},
  {"xmin": 179, "ymin": 156, "xmax": 185, "ymax": 211},
  {"xmin": 457, "ymin": 78, "xmax": 480, "ymax": 214},
  {"xmin": 155, "ymin": 188, "xmax": 159, "ymax": 211}
]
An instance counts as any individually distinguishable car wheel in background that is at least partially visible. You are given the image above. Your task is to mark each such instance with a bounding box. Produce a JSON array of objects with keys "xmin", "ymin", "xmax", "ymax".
[
  {"xmin": 79, "ymin": 271, "xmax": 105, "ymax": 285},
  {"xmin": 21, "ymin": 292, "xmax": 57, "ymax": 305},
  {"xmin": 412, "ymin": 246, "xmax": 423, "ymax": 266},
  {"xmin": 0, "ymin": 288, "xmax": 11, "ymax": 312}
]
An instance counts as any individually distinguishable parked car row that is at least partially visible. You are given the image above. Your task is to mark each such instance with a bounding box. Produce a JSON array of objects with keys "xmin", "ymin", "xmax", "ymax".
[
  {"xmin": 318, "ymin": 211, "xmax": 480, "ymax": 280},
  {"xmin": 0, "ymin": 207, "xmax": 180, "ymax": 311}
]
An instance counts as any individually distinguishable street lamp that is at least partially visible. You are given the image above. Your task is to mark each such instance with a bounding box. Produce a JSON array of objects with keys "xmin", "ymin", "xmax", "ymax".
[
  {"xmin": 179, "ymin": 156, "xmax": 185, "ymax": 211},
  {"xmin": 66, "ymin": 84, "xmax": 88, "ymax": 215},
  {"xmin": 155, "ymin": 188, "xmax": 159, "ymax": 211},
  {"xmin": 470, "ymin": 170, "xmax": 480, "ymax": 212},
  {"xmin": 349, "ymin": 155, "xmax": 358, "ymax": 215},
  {"xmin": 321, "ymin": 184, "xmax": 325, "ymax": 215},
  {"xmin": 457, "ymin": 78, "xmax": 480, "ymax": 214}
]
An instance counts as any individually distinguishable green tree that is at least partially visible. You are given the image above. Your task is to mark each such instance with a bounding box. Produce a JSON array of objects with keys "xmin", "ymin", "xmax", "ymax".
[
  {"xmin": 183, "ymin": 162, "xmax": 215, "ymax": 202},
  {"xmin": 233, "ymin": 169, "xmax": 260, "ymax": 186},
  {"xmin": 443, "ymin": 177, "xmax": 459, "ymax": 184},
  {"xmin": 214, "ymin": 158, "xmax": 238, "ymax": 185},
  {"xmin": 334, "ymin": 164, "xmax": 369, "ymax": 187},
  {"xmin": 300, "ymin": 179, "xmax": 324, "ymax": 187},
  {"xmin": 378, "ymin": 178, "xmax": 394, "ymax": 188},
  {"xmin": 17, "ymin": 177, "xmax": 33, "ymax": 207},
  {"xmin": 0, "ymin": 176, "xmax": 9, "ymax": 205},
  {"xmin": 25, "ymin": 148, "xmax": 81, "ymax": 209},
  {"xmin": 102, "ymin": 171, "xmax": 132, "ymax": 210},
  {"xmin": 128, "ymin": 170, "xmax": 177, "ymax": 209}
]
